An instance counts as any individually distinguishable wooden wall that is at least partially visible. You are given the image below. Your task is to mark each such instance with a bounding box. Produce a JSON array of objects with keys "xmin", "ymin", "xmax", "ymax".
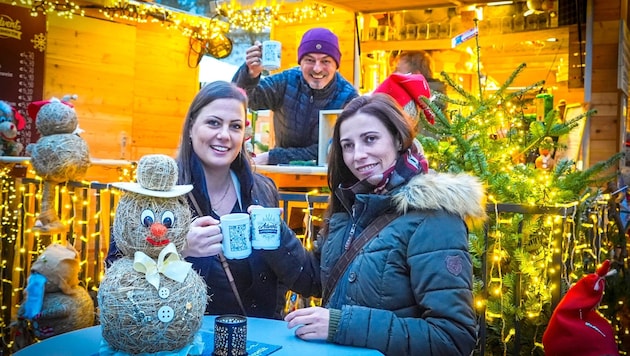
[
  {"xmin": 588, "ymin": 0, "xmax": 627, "ymax": 167},
  {"xmin": 45, "ymin": 15, "xmax": 199, "ymax": 166}
]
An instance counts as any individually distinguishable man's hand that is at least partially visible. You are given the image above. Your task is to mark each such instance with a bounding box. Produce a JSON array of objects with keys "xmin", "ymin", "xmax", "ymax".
[
  {"xmin": 181, "ymin": 216, "xmax": 223, "ymax": 258},
  {"xmin": 284, "ymin": 306, "xmax": 330, "ymax": 341},
  {"xmin": 245, "ymin": 41, "xmax": 263, "ymax": 78},
  {"xmin": 253, "ymin": 151, "xmax": 269, "ymax": 165}
]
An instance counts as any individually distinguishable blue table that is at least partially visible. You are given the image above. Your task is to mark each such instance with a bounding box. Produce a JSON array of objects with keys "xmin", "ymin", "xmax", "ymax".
[{"xmin": 14, "ymin": 315, "xmax": 383, "ymax": 356}]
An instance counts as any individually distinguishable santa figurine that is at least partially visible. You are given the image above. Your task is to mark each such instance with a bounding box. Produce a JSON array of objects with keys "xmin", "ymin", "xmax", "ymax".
[
  {"xmin": 535, "ymin": 137, "xmax": 555, "ymax": 171},
  {"xmin": 542, "ymin": 260, "xmax": 619, "ymax": 356}
]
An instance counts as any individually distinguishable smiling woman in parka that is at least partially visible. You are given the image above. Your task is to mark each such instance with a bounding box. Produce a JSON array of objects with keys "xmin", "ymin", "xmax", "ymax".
[{"xmin": 285, "ymin": 93, "xmax": 486, "ymax": 355}]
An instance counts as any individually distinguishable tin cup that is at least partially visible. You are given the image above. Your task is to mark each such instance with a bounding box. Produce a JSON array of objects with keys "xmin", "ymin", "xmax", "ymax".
[
  {"xmin": 250, "ymin": 207, "xmax": 281, "ymax": 250},
  {"xmin": 220, "ymin": 213, "xmax": 251, "ymax": 259}
]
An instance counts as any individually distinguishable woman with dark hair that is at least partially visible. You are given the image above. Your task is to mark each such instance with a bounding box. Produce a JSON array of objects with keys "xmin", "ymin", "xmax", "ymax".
[
  {"xmin": 107, "ymin": 81, "xmax": 320, "ymax": 319},
  {"xmin": 285, "ymin": 93, "xmax": 486, "ymax": 355}
]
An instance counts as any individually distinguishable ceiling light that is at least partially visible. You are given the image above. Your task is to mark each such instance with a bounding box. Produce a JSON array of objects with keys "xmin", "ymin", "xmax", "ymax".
[{"xmin": 487, "ymin": 1, "xmax": 514, "ymax": 6}]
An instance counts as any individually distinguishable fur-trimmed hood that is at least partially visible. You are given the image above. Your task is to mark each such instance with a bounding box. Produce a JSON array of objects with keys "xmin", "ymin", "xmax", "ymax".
[{"xmin": 392, "ymin": 172, "xmax": 487, "ymax": 225}]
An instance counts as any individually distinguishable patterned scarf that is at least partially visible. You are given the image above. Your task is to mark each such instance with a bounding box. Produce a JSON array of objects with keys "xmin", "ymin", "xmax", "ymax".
[{"xmin": 342, "ymin": 139, "xmax": 428, "ymax": 196}]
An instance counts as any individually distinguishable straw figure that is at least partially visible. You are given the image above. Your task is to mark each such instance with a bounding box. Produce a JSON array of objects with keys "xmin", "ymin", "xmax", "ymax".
[
  {"xmin": 11, "ymin": 243, "xmax": 94, "ymax": 351},
  {"xmin": 98, "ymin": 154, "xmax": 207, "ymax": 355},
  {"xmin": 0, "ymin": 100, "xmax": 26, "ymax": 156},
  {"xmin": 26, "ymin": 96, "xmax": 90, "ymax": 234}
]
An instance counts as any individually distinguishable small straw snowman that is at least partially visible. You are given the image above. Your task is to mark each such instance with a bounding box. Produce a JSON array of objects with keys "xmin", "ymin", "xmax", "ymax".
[{"xmin": 98, "ymin": 154, "xmax": 207, "ymax": 355}]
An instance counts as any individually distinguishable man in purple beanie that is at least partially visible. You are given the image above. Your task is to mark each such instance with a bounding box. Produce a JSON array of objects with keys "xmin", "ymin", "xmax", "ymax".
[{"xmin": 232, "ymin": 28, "xmax": 358, "ymax": 165}]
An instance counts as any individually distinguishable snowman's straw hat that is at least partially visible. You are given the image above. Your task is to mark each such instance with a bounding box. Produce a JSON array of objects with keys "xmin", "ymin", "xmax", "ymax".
[{"xmin": 112, "ymin": 154, "xmax": 192, "ymax": 198}]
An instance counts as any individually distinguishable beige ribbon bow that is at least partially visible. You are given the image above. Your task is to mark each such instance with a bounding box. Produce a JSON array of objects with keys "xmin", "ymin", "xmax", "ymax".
[{"xmin": 133, "ymin": 242, "xmax": 192, "ymax": 290}]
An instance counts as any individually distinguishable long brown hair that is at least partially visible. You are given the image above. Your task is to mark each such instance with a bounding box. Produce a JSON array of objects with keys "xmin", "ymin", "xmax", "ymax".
[
  {"xmin": 176, "ymin": 81, "xmax": 249, "ymax": 184},
  {"xmin": 325, "ymin": 93, "xmax": 417, "ymax": 216}
]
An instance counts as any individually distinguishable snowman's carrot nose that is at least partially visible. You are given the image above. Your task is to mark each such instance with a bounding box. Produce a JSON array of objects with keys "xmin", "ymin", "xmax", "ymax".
[{"xmin": 151, "ymin": 223, "xmax": 167, "ymax": 237}]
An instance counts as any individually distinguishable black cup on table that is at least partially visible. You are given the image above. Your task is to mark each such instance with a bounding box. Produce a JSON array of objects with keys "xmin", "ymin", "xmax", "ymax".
[{"xmin": 213, "ymin": 314, "xmax": 248, "ymax": 356}]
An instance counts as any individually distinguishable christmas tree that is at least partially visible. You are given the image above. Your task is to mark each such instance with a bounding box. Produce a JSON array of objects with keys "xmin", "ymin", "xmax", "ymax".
[{"xmin": 416, "ymin": 55, "xmax": 625, "ymax": 354}]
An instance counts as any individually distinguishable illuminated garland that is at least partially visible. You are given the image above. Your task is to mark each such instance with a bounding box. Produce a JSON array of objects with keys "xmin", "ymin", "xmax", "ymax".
[
  {"xmin": 212, "ymin": 3, "xmax": 332, "ymax": 33},
  {"xmin": 15, "ymin": 0, "xmax": 334, "ymax": 38},
  {"xmin": 16, "ymin": 0, "xmax": 230, "ymax": 41}
]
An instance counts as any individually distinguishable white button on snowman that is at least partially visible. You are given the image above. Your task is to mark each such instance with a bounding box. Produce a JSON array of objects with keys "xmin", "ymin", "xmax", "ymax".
[{"xmin": 98, "ymin": 154, "xmax": 207, "ymax": 355}]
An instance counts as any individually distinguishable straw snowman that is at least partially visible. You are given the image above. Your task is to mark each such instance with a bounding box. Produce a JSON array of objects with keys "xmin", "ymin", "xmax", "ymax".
[
  {"xmin": 98, "ymin": 154, "xmax": 207, "ymax": 355},
  {"xmin": 26, "ymin": 96, "xmax": 90, "ymax": 233}
]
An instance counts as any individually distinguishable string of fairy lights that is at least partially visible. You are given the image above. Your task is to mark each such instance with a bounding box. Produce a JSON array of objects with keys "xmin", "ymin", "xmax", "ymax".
[
  {"xmin": 14, "ymin": 0, "xmax": 334, "ymax": 38},
  {"xmin": 0, "ymin": 161, "xmax": 135, "ymax": 351}
]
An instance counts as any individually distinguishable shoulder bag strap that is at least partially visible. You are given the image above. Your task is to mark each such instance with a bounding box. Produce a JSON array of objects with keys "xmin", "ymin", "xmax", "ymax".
[
  {"xmin": 321, "ymin": 213, "xmax": 398, "ymax": 306},
  {"xmin": 188, "ymin": 192, "xmax": 247, "ymax": 316}
]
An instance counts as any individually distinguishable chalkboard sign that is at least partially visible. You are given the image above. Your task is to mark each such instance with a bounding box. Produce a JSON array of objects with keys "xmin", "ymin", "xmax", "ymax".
[{"xmin": 0, "ymin": 3, "xmax": 46, "ymax": 153}]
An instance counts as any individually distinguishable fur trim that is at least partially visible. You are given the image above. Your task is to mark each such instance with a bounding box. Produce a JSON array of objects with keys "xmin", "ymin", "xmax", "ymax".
[{"xmin": 392, "ymin": 172, "xmax": 487, "ymax": 225}]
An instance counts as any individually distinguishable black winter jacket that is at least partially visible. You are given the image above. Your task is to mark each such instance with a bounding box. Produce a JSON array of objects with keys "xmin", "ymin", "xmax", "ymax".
[{"xmin": 185, "ymin": 156, "xmax": 320, "ymax": 318}]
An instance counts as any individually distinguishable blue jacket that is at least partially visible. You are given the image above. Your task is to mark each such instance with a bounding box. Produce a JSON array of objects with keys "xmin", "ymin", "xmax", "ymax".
[
  {"xmin": 232, "ymin": 66, "xmax": 358, "ymax": 164},
  {"xmin": 322, "ymin": 172, "xmax": 486, "ymax": 355}
]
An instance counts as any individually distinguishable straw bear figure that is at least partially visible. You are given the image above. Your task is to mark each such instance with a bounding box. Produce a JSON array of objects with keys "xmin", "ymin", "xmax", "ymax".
[
  {"xmin": 12, "ymin": 243, "xmax": 94, "ymax": 351},
  {"xmin": 98, "ymin": 154, "xmax": 207, "ymax": 355},
  {"xmin": 0, "ymin": 100, "xmax": 26, "ymax": 156},
  {"xmin": 26, "ymin": 96, "xmax": 90, "ymax": 234}
]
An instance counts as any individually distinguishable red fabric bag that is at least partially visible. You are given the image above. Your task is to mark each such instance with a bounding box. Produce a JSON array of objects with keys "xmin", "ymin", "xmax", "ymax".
[{"xmin": 542, "ymin": 260, "xmax": 619, "ymax": 355}]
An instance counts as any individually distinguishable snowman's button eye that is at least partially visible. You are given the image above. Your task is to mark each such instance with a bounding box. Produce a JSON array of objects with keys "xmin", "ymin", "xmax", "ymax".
[
  {"xmin": 141, "ymin": 209, "xmax": 155, "ymax": 227},
  {"xmin": 161, "ymin": 211, "xmax": 175, "ymax": 228}
]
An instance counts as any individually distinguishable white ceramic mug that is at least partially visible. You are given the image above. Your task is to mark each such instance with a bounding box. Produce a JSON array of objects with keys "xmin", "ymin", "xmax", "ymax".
[
  {"xmin": 250, "ymin": 207, "xmax": 282, "ymax": 250},
  {"xmin": 261, "ymin": 40, "xmax": 281, "ymax": 71},
  {"xmin": 220, "ymin": 213, "xmax": 252, "ymax": 259}
]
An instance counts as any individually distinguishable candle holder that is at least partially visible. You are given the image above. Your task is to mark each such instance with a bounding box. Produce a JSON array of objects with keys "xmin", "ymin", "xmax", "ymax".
[{"xmin": 213, "ymin": 314, "xmax": 248, "ymax": 356}]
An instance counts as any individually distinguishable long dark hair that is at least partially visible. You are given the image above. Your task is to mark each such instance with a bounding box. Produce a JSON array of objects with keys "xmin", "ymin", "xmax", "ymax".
[
  {"xmin": 176, "ymin": 81, "xmax": 249, "ymax": 185},
  {"xmin": 326, "ymin": 93, "xmax": 416, "ymax": 215}
]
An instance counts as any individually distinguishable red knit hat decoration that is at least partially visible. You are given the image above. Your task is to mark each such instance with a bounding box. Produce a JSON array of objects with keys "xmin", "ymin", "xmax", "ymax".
[
  {"xmin": 374, "ymin": 73, "xmax": 435, "ymax": 124},
  {"xmin": 542, "ymin": 260, "xmax": 619, "ymax": 356},
  {"xmin": 27, "ymin": 98, "xmax": 75, "ymax": 121}
]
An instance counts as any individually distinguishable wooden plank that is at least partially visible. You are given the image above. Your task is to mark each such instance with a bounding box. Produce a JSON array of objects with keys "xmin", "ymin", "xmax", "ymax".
[
  {"xmin": 589, "ymin": 139, "xmax": 620, "ymax": 165},
  {"xmin": 589, "ymin": 115, "xmax": 620, "ymax": 140},
  {"xmin": 591, "ymin": 43, "xmax": 620, "ymax": 68},
  {"xmin": 593, "ymin": 0, "xmax": 624, "ymax": 22},
  {"xmin": 591, "ymin": 68, "xmax": 621, "ymax": 91}
]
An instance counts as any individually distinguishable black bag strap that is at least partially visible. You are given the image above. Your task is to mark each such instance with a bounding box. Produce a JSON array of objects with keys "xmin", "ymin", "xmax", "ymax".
[
  {"xmin": 321, "ymin": 213, "xmax": 398, "ymax": 306},
  {"xmin": 188, "ymin": 192, "xmax": 247, "ymax": 316}
]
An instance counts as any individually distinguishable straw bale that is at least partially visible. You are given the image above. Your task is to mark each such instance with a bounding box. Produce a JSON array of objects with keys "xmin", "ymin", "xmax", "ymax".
[
  {"xmin": 36, "ymin": 102, "xmax": 78, "ymax": 136},
  {"xmin": 137, "ymin": 154, "xmax": 178, "ymax": 191},
  {"xmin": 98, "ymin": 258, "xmax": 207, "ymax": 354},
  {"xmin": 29, "ymin": 134, "xmax": 90, "ymax": 181}
]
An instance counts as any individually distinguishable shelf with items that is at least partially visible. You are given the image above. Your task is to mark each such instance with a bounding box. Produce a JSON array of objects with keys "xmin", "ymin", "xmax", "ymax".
[
  {"xmin": 360, "ymin": 25, "xmax": 568, "ymax": 53},
  {"xmin": 358, "ymin": 1, "xmax": 559, "ymax": 43}
]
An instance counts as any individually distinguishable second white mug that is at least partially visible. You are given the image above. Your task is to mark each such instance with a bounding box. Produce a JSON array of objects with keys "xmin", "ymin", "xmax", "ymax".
[{"xmin": 250, "ymin": 207, "xmax": 282, "ymax": 250}]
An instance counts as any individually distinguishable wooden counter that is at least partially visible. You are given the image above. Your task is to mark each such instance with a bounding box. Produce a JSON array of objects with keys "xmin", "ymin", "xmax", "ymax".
[{"xmin": 254, "ymin": 164, "xmax": 328, "ymax": 190}]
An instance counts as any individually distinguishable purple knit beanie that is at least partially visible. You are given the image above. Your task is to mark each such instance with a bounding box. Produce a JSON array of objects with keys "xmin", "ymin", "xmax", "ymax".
[{"xmin": 297, "ymin": 28, "xmax": 341, "ymax": 68}]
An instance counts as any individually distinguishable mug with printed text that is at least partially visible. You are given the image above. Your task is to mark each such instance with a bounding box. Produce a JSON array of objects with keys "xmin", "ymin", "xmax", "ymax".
[
  {"xmin": 250, "ymin": 207, "xmax": 281, "ymax": 250},
  {"xmin": 220, "ymin": 213, "xmax": 251, "ymax": 259}
]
